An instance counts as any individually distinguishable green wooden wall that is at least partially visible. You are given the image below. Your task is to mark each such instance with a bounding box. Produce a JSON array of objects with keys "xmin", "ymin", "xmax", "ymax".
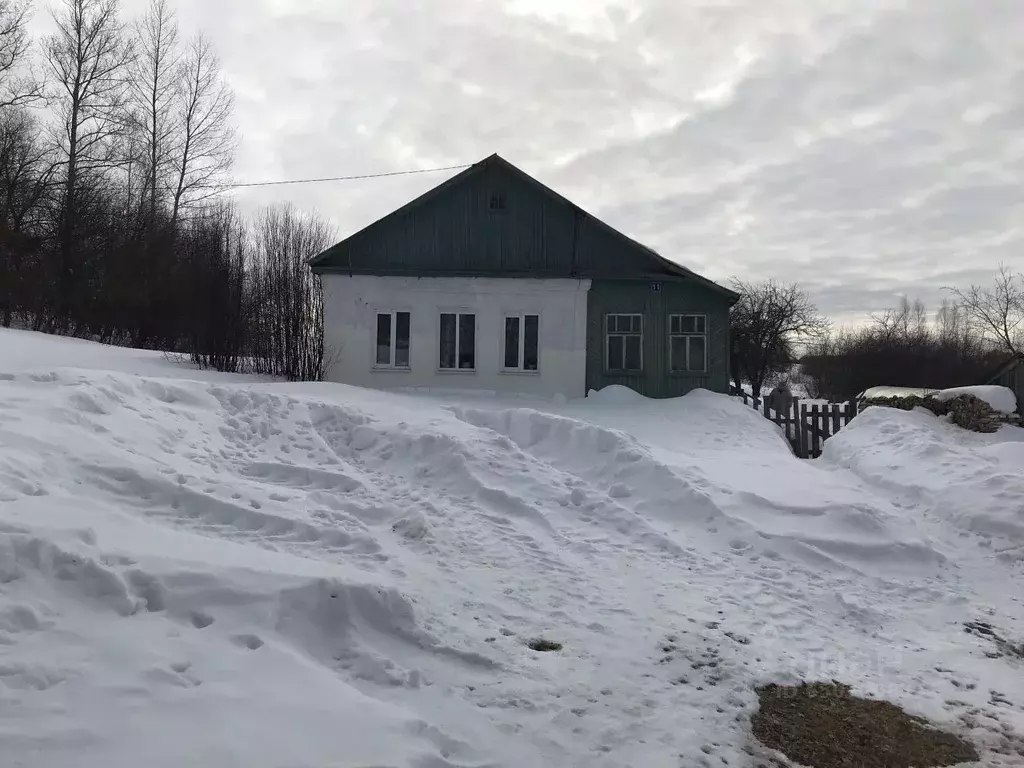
[
  {"xmin": 315, "ymin": 162, "xmax": 577, "ymax": 276},
  {"xmin": 585, "ymin": 279, "xmax": 731, "ymax": 397}
]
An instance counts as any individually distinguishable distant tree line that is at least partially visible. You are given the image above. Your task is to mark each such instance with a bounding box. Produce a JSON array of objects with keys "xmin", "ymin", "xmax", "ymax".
[
  {"xmin": 731, "ymin": 269, "xmax": 1023, "ymax": 402},
  {"xmin": 800, "ymin": 297, "xmax": 1005, "ymax": 400},
  {"xmin": 0, "ymin": 0, "xmax": 332, "ymax": 380}
]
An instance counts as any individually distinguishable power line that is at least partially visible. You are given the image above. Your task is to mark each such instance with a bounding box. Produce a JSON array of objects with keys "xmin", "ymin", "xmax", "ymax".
[{"xmin": 222, "ymin": 163, "xmax": 473, "ymax": 189}]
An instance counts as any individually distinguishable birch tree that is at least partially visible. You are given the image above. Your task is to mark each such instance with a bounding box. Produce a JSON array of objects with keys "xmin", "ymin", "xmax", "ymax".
[
  {"xmin": 170, "ymin": 32, "xmax": 234, "ymax": 225},
  {"xmin": 44, "ymin": 0, "xmax": 132, "ymax": 328},
  {"xmin": 127, "ymin": 0, "xmax": 177, "ymax": 224}
]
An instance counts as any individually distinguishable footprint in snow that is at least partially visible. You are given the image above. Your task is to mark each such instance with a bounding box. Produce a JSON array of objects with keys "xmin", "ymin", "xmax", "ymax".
[{"xmin": 231, "ymin": 634, "xmax": 264, "ymax": 650}]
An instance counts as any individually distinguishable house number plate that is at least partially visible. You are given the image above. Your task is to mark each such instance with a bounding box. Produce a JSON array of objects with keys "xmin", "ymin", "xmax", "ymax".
[{"xmin": 650, "ymin": 282, "xmax": 663, "ymax": 292}]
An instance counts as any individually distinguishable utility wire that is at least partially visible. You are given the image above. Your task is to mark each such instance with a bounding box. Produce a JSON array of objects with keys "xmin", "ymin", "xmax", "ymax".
[{"xmin": 222, "ymin": 163, "xmax": 473, "ymax": 189}]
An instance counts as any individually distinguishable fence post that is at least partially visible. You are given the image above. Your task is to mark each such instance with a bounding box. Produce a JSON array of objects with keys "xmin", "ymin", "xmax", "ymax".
[
  {"xmin": 794, "ymin": 398, "xmax": 804, "ymax": 457},
  {"xmin": 831, "ymin": 403, "xmax": 841, "ymax": 436}
]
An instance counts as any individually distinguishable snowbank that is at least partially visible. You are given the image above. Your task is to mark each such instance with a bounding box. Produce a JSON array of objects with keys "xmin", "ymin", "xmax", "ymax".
[
  {"xmin": 585, "ymin": 383, "xmax": 647, "ymax": 404},
  {"xmin": 934, "ymin": 384, "xmax": 1018, "ymax": 414},
  {"xmin": 823, "ymin": 405, "xmax": 1024, "ymax": 557},
  {"xmin": 2, "ymin": 329, "xmax": 1023, "ymax": 766}
]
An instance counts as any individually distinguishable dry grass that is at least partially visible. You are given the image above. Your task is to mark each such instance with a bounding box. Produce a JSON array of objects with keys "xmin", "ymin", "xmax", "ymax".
[{"xmin": 751, "ymin": 682, "xmax": 978, "ymax": 768}]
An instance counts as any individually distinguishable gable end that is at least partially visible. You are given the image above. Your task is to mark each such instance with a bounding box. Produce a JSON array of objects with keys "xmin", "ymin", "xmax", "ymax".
[{"xmin": 310, "ymin": 154, "xmax": 737, "ymax": 302}]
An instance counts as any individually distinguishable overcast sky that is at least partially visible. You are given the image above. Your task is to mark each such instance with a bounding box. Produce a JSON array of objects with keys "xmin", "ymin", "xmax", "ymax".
[{"xmin": 36, "ymin": 0, "xmax": 1024, "ymax": 325}]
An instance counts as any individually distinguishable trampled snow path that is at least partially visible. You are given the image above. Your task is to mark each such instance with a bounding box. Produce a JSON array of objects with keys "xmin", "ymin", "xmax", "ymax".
[{"xmin": 1, "ymin": 329, "xmax": 1022, "ymax": 767}]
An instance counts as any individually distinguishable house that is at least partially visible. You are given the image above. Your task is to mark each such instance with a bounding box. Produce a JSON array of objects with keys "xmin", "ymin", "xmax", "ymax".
[
  {"xmin": 309, "ymin": 154, "xmax": 738, "ymax": 399},
  {"xmin": 985, "ymin": 353, "xmax": 1024, "ymax": 414}
]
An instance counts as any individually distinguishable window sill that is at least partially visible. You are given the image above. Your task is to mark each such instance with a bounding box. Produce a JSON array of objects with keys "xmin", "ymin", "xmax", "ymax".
[
  {"xmin": 499, "ymin": 369, "xmax": 541, "ymax": 376},
  {"xmin": 372, "ymin": 366, "xmax": 412, "ymax": 372},
  {"xmin": 437, "ymin": 368, "xmax": 478, "ymax": 375}
]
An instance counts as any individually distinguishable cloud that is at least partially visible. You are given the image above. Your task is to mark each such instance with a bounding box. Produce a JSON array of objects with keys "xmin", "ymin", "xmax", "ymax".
[{"xmin": 63, "ymin": 0, "xmax": 1024, "ymax": 322}]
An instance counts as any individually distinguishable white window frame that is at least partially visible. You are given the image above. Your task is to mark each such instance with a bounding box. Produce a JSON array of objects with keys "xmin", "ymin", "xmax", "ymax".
[
  {"xmin": 606, "ymin": 313, "xmax": 644, "ymax": 372},
  {"xmin": 501, "ymin": 313, "xmax": 541, "ymax": 373},
  {"xmin": 668, "ymin": 313, "xmax": 707, "ymax": 373},
  {"xmin": 373, "ymin": 310, "xmax": 411, "ymax": 369},
  {"xmin": 438, "ymin": 311, "xmax": 477, "ymax": 372}
]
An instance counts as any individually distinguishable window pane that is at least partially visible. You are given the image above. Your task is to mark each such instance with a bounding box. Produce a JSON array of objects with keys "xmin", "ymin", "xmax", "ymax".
[
  {"xmin": 695, "ymin": 315, "xmax": 706, "ymax": 334},
  {"xmin": 504, "ymin": 316, "xmax": 520, "ymax": 368},
  {"xmin": 606, "ymin": 315, "xmax": 617, "ymax": 333},
  {"xmin": 670, "ymin": 315, "xmax": 680, "ymax": 334},
  {"xmin": 624, "ymin": 335, "xmax": 642, "ymax": 370},
  {"xmin": 376, "ymin": 313, "xmax": 392, "ymax": 366},
  {"xmin": 524, "ymin": 315, "xmax": 539, "ymax": 371},
  {"xmin": 631, "ymin": 316, "xmax": 643, "ymax": 334},
  {"xmin": 439, "ymin": 313, "xmax": 456, "ymax": 369},
  {"xmin": 395, "ymin": 312, "xmax": 410, "ymax": 367},
  {"xmin": 688, "ymin": 335, "xmax": 706, "ymax": 371},
  {"xmin": 670, "ymin": 335, "xmax": 687, "ymax": 372},
  {"xmin": 458, "ymin": 314, "xmax": 475, "ymax": 369},
  {"xmin": 678, "ymin": 315, "xmax": 695, "ymax": 334},
  {"xmin": 607, "ymin": 335, "xmax": 623, "ymax": 371}
]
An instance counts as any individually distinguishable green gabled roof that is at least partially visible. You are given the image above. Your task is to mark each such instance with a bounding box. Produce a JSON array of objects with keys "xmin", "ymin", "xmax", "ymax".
[{"xmin": 310, "ymin": 153, "xmax": 738, "ymax": 303}]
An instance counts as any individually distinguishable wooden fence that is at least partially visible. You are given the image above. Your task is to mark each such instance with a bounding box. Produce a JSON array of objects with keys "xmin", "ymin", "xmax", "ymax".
[{"xmin": 731, "ymin": 388, "xmax": 862, "ymax": 459}]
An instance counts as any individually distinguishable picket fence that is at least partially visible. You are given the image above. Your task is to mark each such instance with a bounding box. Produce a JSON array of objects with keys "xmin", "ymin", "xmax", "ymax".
[{"xmin": 730, "ymin": 388, "xmax": 862, "ymax": 459}]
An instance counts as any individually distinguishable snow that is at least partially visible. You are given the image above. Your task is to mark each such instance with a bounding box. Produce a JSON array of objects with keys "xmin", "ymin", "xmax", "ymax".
[
  {"xmin": 585, "ymin": 383, "xmax": 647, "ymax": 404},
  {"xmin": 860, "ymin": 385, "xmax": 939, "ymax": 400},
  {"xmin": 2, "ymin": 329, "xmax": 1023, "ymax": 767},
  {"xmin": 859, "ymin": 384, "xmax": 1019, "ymax": 415},
  {"xmin": 822, "ymin": 406, "xmax": 1024, "ymax": 559},
  {"xmin": 934, "ymin": 384, "xmax": 1019, "ymax": 414}
]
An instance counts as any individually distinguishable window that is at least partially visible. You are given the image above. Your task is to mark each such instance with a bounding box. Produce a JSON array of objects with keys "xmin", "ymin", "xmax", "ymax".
[
  {"xmin": 439, "ymin": 313, "xmax": 476, "ymax": 370},
  {"xmin": 606, "ymin": 314, "xmax": 643, "ymax": 372},
  {"xmin": 503, "ymin": 314, "xmax": 540, "ymax": 372},
  {"xmin": 488, "ymin": 191, "xmax": 506, "ymax": 211},
  {"xmin": 669, "ymin": 314, "xmax": 707, "ymax": 373},
  {"xmin": 375, "ymin": 311, "xmax": 411, "ymax": 368}
]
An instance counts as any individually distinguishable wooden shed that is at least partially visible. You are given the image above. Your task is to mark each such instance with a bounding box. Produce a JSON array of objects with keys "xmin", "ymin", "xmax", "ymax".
[{"xmin": 986, "ymin": 354, "xmax": 1024, "ymax": 414}]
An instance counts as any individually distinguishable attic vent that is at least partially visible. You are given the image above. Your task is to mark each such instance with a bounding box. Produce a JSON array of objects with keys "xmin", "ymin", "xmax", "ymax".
[{"xmin": 488, "ymin": 191, "xmax": 506, "ymax": 211}]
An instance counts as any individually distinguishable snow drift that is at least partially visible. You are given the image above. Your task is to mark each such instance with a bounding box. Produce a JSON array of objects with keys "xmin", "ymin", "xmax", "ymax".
[
  {"xmin": 823, "ymin": 405, "xmax": 1024, "ymax": 559},
  {"xmin": 933, "ymin": 384, "xmax": 1018, "ymax": 414},
  {"xmin": 1, "ymin": 330, "xmax": 1022, "ymax": 767}
]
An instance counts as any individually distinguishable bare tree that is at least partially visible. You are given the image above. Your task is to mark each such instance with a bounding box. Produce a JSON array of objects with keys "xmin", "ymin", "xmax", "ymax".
[
  {"xmin": 948, "ymin": 265, "xmax": 1024, "ymax": 357},
  {"xmin": 730, "ymin": 279, "xmax": 829, "ymax": 399},
  {"xmin": 248, "ymin": 204, "xmax": 333, "ymax": 380},
  {"xmin": 871, "ymin": 295, "xmax": 928, "ymax": 343},
  {"xmin": 0, "ymin": 1, "xmax": 44, "ymax": 109},
  {"xmin": 169, "ymin": 32, "xmax": 234, "ymax": 225},
  {"xmin": 0, "ymin": 107, "xmax": 52, "ymax": 326},
  {"xmin": 45, "ymin": 0, "xmax": 133, "ymax": 328},
  {"xmin": 127, "ymin": 0, "xmax": 177, "ymax": 224},
  {"xmin": 181, "ymin": 202, "xmax": 248, "ymax": 371}
]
